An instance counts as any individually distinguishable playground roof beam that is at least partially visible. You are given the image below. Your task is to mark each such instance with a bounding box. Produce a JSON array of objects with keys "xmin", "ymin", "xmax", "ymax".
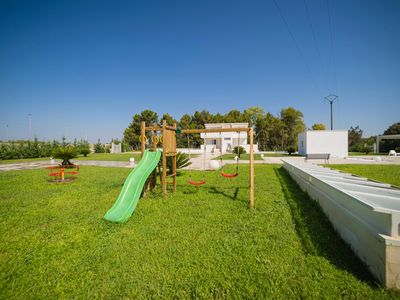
[
  {"xmin": 145, "ymin": 125, "xmax": 176, "ymax": 131},
  {"xmin": 181, "ymin": 128, "xmax": 251, "ymax": 134}
]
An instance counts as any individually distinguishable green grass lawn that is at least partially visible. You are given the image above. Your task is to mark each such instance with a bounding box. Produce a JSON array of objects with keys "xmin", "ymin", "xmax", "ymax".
[
  {"xmin": 261, "ymin": 153, "xmax": 301, "ymax": 157},
  {"xmin": 0, "ymin": 157, "xmax": 50, "ymax": 164},
  {"xmin": 348, "ymin": 152, "xmax": 388, "ymax": 156},
  {"xmin": 328, "ymin": 164, "xmax": 400, "ymax": 187},
  {"xmin": 0, "ymin": 165, "xmax": 398, "ymax": 298},
  {"xmin": 1, "ymin": 152, "xmax": 197, "ymax": 165},
  {"xmin": 214, "ymin": 153, "xmax": 263, "ymax": 160},
  {"xmin": 0, "ymin": 153, "xmax": 142, "ymax": 164}
]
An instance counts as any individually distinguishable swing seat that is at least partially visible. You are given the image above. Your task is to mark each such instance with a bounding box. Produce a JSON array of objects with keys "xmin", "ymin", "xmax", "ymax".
[
  {"xmin": 221, "ymin": 171, "xmax": 238, "ymax": 178},
  {"xmin": 188, "ymin": 179, "xmax": 206, "ymax": 186}
]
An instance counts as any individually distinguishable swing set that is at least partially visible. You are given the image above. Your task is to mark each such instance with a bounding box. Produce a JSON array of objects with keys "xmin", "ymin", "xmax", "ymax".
[
  {"xmin": 186, "ymin": 131, "xmax": 242, "ymax": 184},
  {"xmin": 140, "ymin": 120, "xmax": 255, "ymax": 208}
]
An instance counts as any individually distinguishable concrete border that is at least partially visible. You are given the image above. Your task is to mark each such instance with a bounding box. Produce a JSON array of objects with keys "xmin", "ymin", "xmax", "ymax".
[{"xmin": 282, "ymin": 159, "xmax": 400, "ymax": 290}]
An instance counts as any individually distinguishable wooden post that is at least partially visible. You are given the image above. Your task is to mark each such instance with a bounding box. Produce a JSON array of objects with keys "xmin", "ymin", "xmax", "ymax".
[
  {"xmin": 162, "ymin": 120, "xmax": 167, "ymax": 197},
  {"xmin": 249, "ymin": 127, "xmax": 254, "ymax": 208},
  {"xmin": 150, "ymin": 130, "xmax": 157, "ymax": 191},
  {"xmin": 152, "ymin": 130, "xmax": 157, "ymax": 151},
  {"xmin": 141, "ymin": 121, "xmax": 146, "ymax": 157},
  {"xmin": 172, "ymin": 122, "xmax": 177, "ymax": 193}
]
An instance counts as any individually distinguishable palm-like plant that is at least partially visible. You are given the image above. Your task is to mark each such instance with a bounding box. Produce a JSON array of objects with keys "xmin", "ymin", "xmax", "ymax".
[
  {"xmin": 166, "ymin": 151, "xmax": 191, "ymax": 174},
  {"xmin": 52, "ymin": 145, "xmax": 78, "ymax": 166}
]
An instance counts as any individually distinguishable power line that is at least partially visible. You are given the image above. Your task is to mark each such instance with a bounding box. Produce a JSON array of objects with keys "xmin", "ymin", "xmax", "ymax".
[
  {"xmin": 272, "ymin": 0, "xmax": 322, "ymax": 98},
  {"xmin": 327, "ymin": 0, "xmax": 338, "ymax": 94},
  {"xmin": 303, "ymin": 0, "xmax": 330, "ymax": 93}
]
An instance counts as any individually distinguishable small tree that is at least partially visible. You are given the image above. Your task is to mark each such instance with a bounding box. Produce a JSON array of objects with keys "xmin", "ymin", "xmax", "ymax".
[
  {"xmin": 348, "ymin": 126, "xmax": 363, "ymax": 151},
  {"xmin": 311, "ymin": 123, "xmax": 326, "ymax": 130},
  {"xmin": 78, "ymin": 139, "xmax": 91, "ymax": 157},
  {"xmin": 286, "ymin": 146, "xmax": 296, "ymax": 155},
  {"xmin": 94, "ymin": 139, "xmax": 105, "ymax": 153},
  {"xmin": 233, "ymin": 146, "xmax": 246, "ymax": 156}
]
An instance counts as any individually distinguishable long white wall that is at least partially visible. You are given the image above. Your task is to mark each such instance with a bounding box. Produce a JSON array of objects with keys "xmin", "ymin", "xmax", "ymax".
[{"xmin": 283, "ymin": 160, "xmax": 400, "ymax": 289}]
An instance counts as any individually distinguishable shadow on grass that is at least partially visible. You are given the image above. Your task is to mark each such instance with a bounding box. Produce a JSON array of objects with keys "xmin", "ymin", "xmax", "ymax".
[
  {"xmin": 274, "ymin": 167, "xmax": 379, "ymax": 287},
  {"xmin": 209, "ymin": 187, "xmax": 240, "ymax": 201}
]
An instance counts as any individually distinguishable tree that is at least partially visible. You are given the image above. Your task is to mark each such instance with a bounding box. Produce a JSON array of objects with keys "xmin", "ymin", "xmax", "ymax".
[
  {"xmin": 380, "ymin": 122, "xmax": 400, "ymax": 152},
  {"xmin": 94, "ymin": 138, "xmax": 105, "ymax": 153},
  {"xmin": 211, "ymin": 113, "xmax": 225, "ymax": 123},
  {"xmin": 192, "ymin": 110, "xmax": 212, "ymax": 127},
  {"xmin": 177, "ymin": 114, "xmax": 192, "ymax": 148},
  {"xmin": 123, "ymin": 110, "xmax": 159, "ymax": 150},
  {"xmin": 244, "ymin": 106, "xmax": 265, "ymax": 128},
  {"xmin": 255, "ymin": 113, "xmax": 287, "ymax": 151},
  {"xmin": 224, "ymin": 110, "xmax": 245, "ymax": 123},
  {"xmin": 79, "ymin": 139, "xmax": 90, "ymax": 157},
  {"xmin": 161, "ymin": 113, "xmax": 176, "ymax": 126},
  {"xmin": 312, "ymin": 123, "xmax": 326, "ymax": 130},
  {"xmin": 348, "ymin": 126, "xmax": 363, "ymax": 151},
  {"xmin": 280, "ymin": 107, "xmax": 305, "ymax": 149},
  {"xmin": 189, "ymin": 111, "xmax": 212, "ymax": 148},
  {"xmin": 61, "ymin": 136, "xmax": 67, "ymax": 147}
]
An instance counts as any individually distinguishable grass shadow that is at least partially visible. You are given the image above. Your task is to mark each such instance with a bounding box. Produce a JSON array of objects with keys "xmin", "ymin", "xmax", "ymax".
[
  {"xmin": 208, "ymin": 186, "xmax": 240, "ymax": 201},
  {"xmin": 274, "ymin": 167, "xmax": 379, "ymax": 287}
]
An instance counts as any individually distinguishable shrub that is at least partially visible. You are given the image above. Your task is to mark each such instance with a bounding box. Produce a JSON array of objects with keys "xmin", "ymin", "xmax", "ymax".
[
  {"xmin": 363, "ymin": 145, "xmax": 372, "ymax": 154},
  {"xmin": 94, "ymin": 139, "xmax": 105, "ymax": 153},
  {"xmin": 52, "ymin": 145, "xmax": 78, "ymax": 166},
  {"xmin": 233, "ymin": 146, "xmax": 246, "ymax": 156},
  {"xmin": 396, "ymin": 147, "xmax": 400, "ymax": 153},
  {"xmin": 121, "ymin": 141, "xmax": 130, "ymax": 152},
  {"xmin": 286, "ymin": 146, "xmax": 296, "ymax": 155},
  {"xmin": 166, "ymin": 151, "xmax": 191, "ymax": 174},
  {"xmin": 80, "ymin": 146, "xmax": 90, "ymax": 157}
]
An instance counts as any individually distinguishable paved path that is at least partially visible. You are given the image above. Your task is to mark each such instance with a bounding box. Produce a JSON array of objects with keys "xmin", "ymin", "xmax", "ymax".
[
  {"xmin": 184, "ymin": 152, "xmax": 220, "ymax": 170},
  {"xmin": 1, "ymin": 155, "xmax": 399, "ymax": 172}
]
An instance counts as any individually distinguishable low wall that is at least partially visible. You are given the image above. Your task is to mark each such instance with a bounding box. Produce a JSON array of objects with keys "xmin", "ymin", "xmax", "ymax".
[{"xmin": 282, "ymin": 159, "xmax": 400, "ymax": 289}]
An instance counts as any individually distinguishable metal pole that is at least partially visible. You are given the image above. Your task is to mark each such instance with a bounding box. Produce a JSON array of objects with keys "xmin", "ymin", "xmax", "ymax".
[
  {"xmin": 324, "ymin": 94, "xmax": 338, "ymax": 130},
  {"xmin": 376, "ymin": 136, "xmax": 380, "ymax": 154},
  {"xmin": 28, "ymin": 113, "xmax": 32, "ymax": 140}
]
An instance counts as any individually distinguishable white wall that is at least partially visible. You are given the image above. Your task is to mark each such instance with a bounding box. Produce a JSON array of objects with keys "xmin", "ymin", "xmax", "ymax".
[{"xmin": 298, "ymin": 130, "xmax": 348, "ymax": 158}]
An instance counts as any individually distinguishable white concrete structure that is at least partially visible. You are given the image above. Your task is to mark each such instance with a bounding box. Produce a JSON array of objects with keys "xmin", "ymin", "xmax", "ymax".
[
  {"xmin": 298, "ymin": 130, "xmax": 348, "ymax": 158},
  {"xmin": 376, "ymin": 134, "xmax": 400, "ymax": 153},
  {"xmin": 200, "ymin": 123, "xmax": 258, "ymax": 153},
  {"xmin": 111, "ymin": 142, "xmax": 121, "ymax": 154},
  {"xmin": 283, "ymin": 160, "xmax": 400, "ymax": 289}
]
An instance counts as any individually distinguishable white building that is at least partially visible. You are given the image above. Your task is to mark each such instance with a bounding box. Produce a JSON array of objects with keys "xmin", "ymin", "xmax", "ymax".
[
  {"xmin": 298, "ymin": 130, "xmax": 348, "ymax": 158},
  {"xmin": 200, "ymin": 123, "xmax": 258, "ymax": 153}
]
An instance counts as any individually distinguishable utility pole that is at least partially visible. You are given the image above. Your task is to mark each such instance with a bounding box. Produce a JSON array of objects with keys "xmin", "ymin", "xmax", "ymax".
[
  {"xmin": 28, "ymin": 113, "xmax": 32, "ymax": 140},
  {"xmin": 324, "ymin": 94, "xmax": 338, "ymax": 130},
  {"xmin": 6, "ymin": 125, "xmax": 9, "ymax": 141}
]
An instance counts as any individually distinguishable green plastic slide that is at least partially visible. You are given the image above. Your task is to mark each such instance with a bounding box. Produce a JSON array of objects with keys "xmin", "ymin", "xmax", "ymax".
[{"xmin": 103, "ymin": 149, "xmax": 161, "ymax": 223}]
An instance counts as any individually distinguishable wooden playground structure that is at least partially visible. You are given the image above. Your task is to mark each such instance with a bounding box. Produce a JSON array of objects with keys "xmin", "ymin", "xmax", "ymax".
[{"xmin": 140, "ymin": 120, "xmax": 255, "ymax": 208}]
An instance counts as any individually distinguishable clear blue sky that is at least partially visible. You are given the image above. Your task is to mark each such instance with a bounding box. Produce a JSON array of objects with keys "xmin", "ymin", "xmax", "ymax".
[{"xmin": 1, "ymin": 0, "xmax": 399, "ymax": 142}]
